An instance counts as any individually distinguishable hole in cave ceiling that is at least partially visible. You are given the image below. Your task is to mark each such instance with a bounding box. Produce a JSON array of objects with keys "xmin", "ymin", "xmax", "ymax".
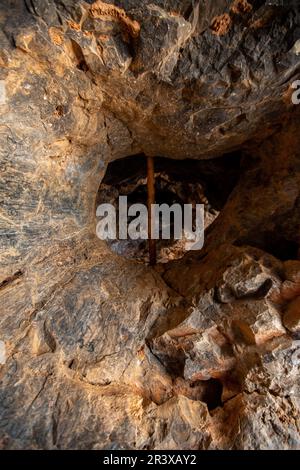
[{"xmin": 96, "ymin": 152, "xmax": 242, "ymax": 264}]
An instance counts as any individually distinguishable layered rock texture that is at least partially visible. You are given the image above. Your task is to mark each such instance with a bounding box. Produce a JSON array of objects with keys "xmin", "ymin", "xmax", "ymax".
[{"xmin": 0, "ymin": 0, "xmax": 300, "ymax": 450}]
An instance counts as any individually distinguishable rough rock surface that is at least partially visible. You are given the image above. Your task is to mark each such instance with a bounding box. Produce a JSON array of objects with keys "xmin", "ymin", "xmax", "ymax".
[{"xmin": 0, "ymin": 0, "xmax": 300, "ymax": 450}]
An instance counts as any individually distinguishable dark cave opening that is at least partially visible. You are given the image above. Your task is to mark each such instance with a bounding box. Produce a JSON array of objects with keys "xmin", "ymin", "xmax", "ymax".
[
  {"xmin": 96, "ymin": 152, "xmax": 242, "ymax": 263},
  {"xmin": 199, "ymin": 378, "xmax": 223, "ymax": 411},
  {"xmin": 172, "ymin": 377, "xmax": 224, "ymax": 412}
]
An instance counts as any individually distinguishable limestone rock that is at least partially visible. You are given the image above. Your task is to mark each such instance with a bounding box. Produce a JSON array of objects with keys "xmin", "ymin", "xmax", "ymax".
[
  {"xmin": 0, "ymin": 0, "xmax": 300, "ymax": 451},
  {"xmin": 228, "ymin": 299, "xmax": 286, "ymax": 346},
  {"xmin": 210, "ymin": 392, "xmax": 300, "ymax": 450}
]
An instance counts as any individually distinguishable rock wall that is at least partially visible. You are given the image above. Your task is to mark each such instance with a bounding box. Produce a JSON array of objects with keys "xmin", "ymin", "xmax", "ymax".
[{"xmin": 0, "ymin": 0, "xmax": 300, "ymax": 449}]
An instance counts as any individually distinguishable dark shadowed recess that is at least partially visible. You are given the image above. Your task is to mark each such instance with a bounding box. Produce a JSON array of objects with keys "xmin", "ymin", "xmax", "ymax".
[
  {"xmin": 100, "ymin": 152, "xmax": 242, "ymax": 211},
  {"xmin": 235, "ymin": 232, "xmax": 300, "ymax": 261}
]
